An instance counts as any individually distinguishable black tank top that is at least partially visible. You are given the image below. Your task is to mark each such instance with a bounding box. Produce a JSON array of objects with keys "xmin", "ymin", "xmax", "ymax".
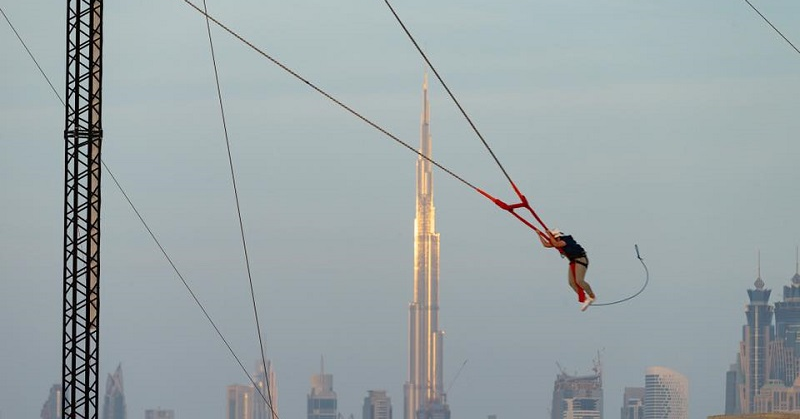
[{"xmin": 559, "ymin": 235, "xmax": 586, "ymax": 260}]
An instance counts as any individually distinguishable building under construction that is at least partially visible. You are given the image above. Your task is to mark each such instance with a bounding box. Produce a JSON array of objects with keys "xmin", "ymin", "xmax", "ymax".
[{"xmin": 551, "ymin": 359, "xmax": 603, "ymax": 419}]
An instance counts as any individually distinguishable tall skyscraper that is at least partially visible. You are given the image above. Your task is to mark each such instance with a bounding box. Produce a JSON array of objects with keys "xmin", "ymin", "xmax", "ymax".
[
  {"xmin": 254, "ymin": 360, "xmax": 278, "ymax": 419},
  {"xmin": 41, "ymin": 384, "xmax": 63, "ymax": 419},
  {"xmin": 773, "ymin": 250, "xmax": 800, "ymax": 384},
  {"xmin": 227, "ymin": 385, "xmax": 254, "ymax": 419},
  {"xmin": 102, "ymin": 364, "xmax": 127, "ymax": 419},
  {"xmin": 551, "ymin": 361, "xmax": 603, "ymax": 419},
  {"xmin": 308, "ymin": 359, "xmax": 337, "ymax": 419},
  {"xmin": 225, "ymin": 360, "xmax": 278, "ymax": 419},
  {"xmin": 621, "ymin": 387, "xmax": 644, "ymax": 419},
  {"xmin": 404, "ymin": 74, "xmax": 449, "ymax": 419},
  {"xmin": 144, "ymin": 409, "xmax": 174, "ymax": 419},
  {"xmin": 739, "ymin": 274, "xmax": 774, "ymax": 413},
  {"xmin": 363, "ymin": 390, "xmax": 392, "ymax": 419},
  {"xmin": 643, "ymin": 367, "xmax": 688, "ymax": 419}
]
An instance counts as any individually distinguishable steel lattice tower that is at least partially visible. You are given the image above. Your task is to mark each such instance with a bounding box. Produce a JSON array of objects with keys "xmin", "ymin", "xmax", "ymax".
[{"xmin": 62, "ymin": 0, "xmax": 103, "ymax": 418}]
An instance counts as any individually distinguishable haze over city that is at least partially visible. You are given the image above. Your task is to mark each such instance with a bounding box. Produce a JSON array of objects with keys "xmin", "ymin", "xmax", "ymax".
[{"xmin": 1, "ymin": 1, "xmax": 799, "ymax": 419}]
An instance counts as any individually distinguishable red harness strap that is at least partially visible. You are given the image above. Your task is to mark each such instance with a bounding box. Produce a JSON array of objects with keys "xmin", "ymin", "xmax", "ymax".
[
  {"xmin": 476, "ymin": 182, "xmax": 558, "ymax": 239},
  {"xmin": 477, "ymin": 183, "xmax": 585, "ymax": 300},
  {"xmin": 476, "ymin": 182, "xmax": 575, "ymax": 261}
]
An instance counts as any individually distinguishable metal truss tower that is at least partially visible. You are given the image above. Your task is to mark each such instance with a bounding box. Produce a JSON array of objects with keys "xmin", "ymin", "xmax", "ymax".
[{"xmin": 62, "ymin": 0, "xmax": 103, "ymax": 418}]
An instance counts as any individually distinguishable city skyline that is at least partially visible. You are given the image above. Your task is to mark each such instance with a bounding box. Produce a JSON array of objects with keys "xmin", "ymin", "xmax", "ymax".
[
  {"xmin": 3, "ymin": 0, "xmax": 799, "ymax": 418},
  {"xmin": 726, "ymin": 255, "xmax": 800, "ymax": 414}
]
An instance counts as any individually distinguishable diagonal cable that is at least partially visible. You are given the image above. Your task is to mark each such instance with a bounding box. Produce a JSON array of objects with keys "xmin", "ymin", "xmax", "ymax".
[
  {"xmin": 179, "ymin": 0, "xmax": 480, "ymax": 193},
  {"xmin": 742, "ymin": 0, "xmax": 800, "ymax": 56},
  {"xmin": 382, "ymin": 0, "xmax": 516, "ymax": 187},
  {"xmin": 1, "ymin": 6, "xmax": 64, "ymax": 106},
  {"xmin": 200, "ymin": 0, "xmax": 277, "ymax": 414},
  {"xmin": 2, "ymin": 4, "xmax": 267, "ymax": 400}
]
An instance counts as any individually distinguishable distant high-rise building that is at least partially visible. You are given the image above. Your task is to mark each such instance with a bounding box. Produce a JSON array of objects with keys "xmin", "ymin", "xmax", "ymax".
[
  {"xmin": 225, "ymin": 359, "xmax": 278, "ymax": 419},
  {"xmin": 363, "ymin": 390, "xmax": 392, "ymax": 419},
  {"xmin": 308, "ymin": 358, "xmax": 337, "ymax": 419},
  {"xmin": 551, "ymin": 360, "xmax": 603, "ymax": 419},
  {"xmin": 145, "ymin": 409, "xmax": 174, "ymax": 419},
  {"xmin": 725, "ymin": 362, "xmax": 742, "ymax": 415},
  {"xmin": 404, "ymin": 73, "xmax": 450, "ymax": 419},
  {"xmin": 726, "ymin": 253, "xmax": 800, "ymax": 415},
  {"xmin": 228, "ymin": 385, "xmax": 255, "ymax": 419},
  {"xmin": 254, "ymin": 360, "xmax": 278, "ymax": 419},
  {"xmin": 643, "ymin": 367, "xmax": 688, "ymax": 419},
  {"xmin": 621, "ymin": 387, "xmax": 644, "ymax": 419},
  {"xmin": 771, "ymin": 253, "xmax": 800, "ymax": 388},
  {"xmin": 775, "ymin": 252, "xmax": 800, "ymax": 349},
  {"xmin": 40, "ymin": 384, "xmax": 62, "ymax": 419},
  {"xmin": 738, "ymin": 273, "xmax": 775, "ymax": 413},
  {"xmin": 102, "ymin": 364, "xmax": 127, "ymax": 419}
]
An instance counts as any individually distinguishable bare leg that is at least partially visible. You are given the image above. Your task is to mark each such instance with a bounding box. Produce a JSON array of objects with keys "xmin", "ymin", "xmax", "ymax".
[
  {"xmin": 568, "ymin": 263, "xmax": 586, "ymax": 302},
  {"xmin": 572, "ymin": 257, "xmax": 595, "ymax": 299}
]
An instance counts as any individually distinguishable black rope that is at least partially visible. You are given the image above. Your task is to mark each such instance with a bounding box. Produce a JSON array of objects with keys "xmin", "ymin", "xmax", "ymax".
[
  {"xmin": 742, "ymin": 0, "xmax": 800, "ymax": 56},
  {"xmin": 104, "ymin": 163, "xmax": 268, "ymax": 393},
  {"xmin": 0, "ymin": 6, "xmax": 64, "ymax": 106},
  {"xmin": 200, "ymin": 0, "xmax": 277, "ymax": 414},
  {"xmin": 180, "ymin": 0, "xmax": 480, "ymax": 193},
  {"xmin": 592, "ymin": 245, "xmax": 649, "ymax": 307},
  {"xmin": 382, "ymin": 0, "xmax": 516, "ymax": 187},
  {"xmin": 2, "ymin": 7, "xmax": 268, "ymax": 399}
]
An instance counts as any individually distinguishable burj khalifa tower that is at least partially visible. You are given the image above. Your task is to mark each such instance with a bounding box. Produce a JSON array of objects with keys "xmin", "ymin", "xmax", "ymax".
[{"xmin": 404, "ymin": 75, "xmax": 451, "ymax": 419}]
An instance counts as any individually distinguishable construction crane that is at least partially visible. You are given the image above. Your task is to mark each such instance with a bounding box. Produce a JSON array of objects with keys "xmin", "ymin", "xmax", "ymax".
[{"xmin": 62, "ymin": 0, "xmax": 103, "ymax": 418}]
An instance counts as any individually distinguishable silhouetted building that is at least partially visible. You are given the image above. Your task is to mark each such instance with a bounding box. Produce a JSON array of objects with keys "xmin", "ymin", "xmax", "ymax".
[
  {"xmin": 644, "ymin": 367, "xmax": 688, "ymax": 419},
  {"xmin": 102, "ymin": 364, "xmax": 127, "ymax": 419},
  {"xmin": 404, "ymin": 74, "xmax": 450, "ymax": 419},
  {"xmin": 40, "ymin": 384, "xmax": 62, "ymax": 419},
  {"xmin": 363, "ymin": 391, "xmax": 392, "ymax": 419},
  {"xmin": 308, "ymin": 358, "xmax": 337, "ymax": 419},
  {"xmin": 551, "ymin": 360, "xmax": 603, "ymax": 419},
  {"xmin": 145, "ymin": 409, "xmax": 174, "ymax": 419},
  {"xmin": 621, "ymin": 387, "xmax": 644, "ymax": 419}
]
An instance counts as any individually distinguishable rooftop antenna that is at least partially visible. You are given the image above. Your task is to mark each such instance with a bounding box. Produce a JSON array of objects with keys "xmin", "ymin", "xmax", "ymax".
[{"xmin": 758, "ymin": 249, "xmax": 762, "ymax": 280}]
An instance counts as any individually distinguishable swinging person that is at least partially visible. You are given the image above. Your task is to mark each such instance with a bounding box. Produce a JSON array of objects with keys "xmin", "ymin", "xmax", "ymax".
[{"xmin": 538, "ymin": 229, "xmax": 596, "ymax": 311}]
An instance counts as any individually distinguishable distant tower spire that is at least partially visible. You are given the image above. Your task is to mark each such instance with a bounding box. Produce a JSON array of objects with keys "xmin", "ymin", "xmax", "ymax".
[
  {"xmin": 758, "ymin": 250, "xmax": 762, "ymax": 279},
  {"xmin": 755, "ymin": 250, "xmax": 765, "ymax": 290},
  {"xmin": 321, "ymin": 355, "xmax": 325, "ymax": 375}
]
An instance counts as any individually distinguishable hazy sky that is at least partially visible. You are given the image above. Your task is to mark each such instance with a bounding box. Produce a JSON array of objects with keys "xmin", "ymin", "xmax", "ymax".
[{"xmin": 2, "ymin": 1, "xmax": 799, "ymax": 419}]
